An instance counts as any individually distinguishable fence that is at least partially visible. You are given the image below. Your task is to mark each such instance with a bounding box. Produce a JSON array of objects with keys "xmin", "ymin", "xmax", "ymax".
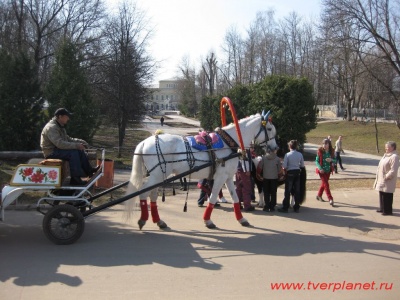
[{"xmin": 317, "ymin": 105, "xmax": 396, "ymax": 120}]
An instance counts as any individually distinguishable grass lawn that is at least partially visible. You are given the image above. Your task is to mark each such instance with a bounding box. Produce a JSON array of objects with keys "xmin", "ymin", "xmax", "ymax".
[{"xmin": 306, "ymin": 119, "xmax": 399, "ymax": 155}]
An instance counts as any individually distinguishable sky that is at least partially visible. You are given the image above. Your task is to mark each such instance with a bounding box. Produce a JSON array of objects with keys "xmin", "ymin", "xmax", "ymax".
[{"xmin": 106, "ymin": 0, "xmax": 322, "ymax": 84}]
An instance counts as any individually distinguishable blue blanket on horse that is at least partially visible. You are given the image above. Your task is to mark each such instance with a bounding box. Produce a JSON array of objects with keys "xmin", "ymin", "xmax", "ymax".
[{"xmin": 187, "ymin": 132, "xmax": 224, "ymax": 151}]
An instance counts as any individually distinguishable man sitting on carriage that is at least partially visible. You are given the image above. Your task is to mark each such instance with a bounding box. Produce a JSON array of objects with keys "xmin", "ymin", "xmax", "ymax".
[{"xmin": 40, "ymin": 108, "xmax": 99, "ymax": 186}]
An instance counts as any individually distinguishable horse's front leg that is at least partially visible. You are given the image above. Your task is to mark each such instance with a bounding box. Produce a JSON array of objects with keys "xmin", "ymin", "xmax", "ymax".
[
  {"xmin": 149, "ymin": 188, "xmax": 168, "ymax": 229},
  {"xmin": 202, "ymin": 184, "xmax": 221, "ymax": 229},
  {"xmin": 225, "ymin": 177, "xmax": 250, "ymax": 227}
]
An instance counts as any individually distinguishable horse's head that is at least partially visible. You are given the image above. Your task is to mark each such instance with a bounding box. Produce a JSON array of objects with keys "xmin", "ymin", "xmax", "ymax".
[{"xmin": 254, "ymin": 110, "xmax": 278, "ymax": 151}]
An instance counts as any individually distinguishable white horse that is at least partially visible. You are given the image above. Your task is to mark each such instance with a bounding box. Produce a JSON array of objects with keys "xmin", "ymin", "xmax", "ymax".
[{"xmin": 125, "ymin": 112, "xmax": 277, "ymax": 229}]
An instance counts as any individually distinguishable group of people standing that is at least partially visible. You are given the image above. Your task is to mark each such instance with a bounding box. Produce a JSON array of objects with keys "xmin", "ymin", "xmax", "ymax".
[
  {"xmin": 198, "ymin": 134, "xmax": 399, "ymax": 217},
  {"xmin": 315, "ymin": 136, "xmax": 398, "ymax": 216}
]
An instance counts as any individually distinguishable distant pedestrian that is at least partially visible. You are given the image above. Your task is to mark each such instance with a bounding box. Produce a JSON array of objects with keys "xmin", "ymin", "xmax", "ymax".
[
  {"xmin": 343, "ymin": 109, "xmax": 347, "ymax": 120},
  {"xmin": 160, "ymin": 116, "xmax": 165, "ymax": 126},
  {"xmin": 315, "ymin": 138, "xmax": 336, "ymax": 206},
  {"xmin": 334, "ymin": 135, "xmax": 346, "ymax": 173},
  {"xmin": 374, "ymin": 141, "xmax": 399, "ymax": 216}
]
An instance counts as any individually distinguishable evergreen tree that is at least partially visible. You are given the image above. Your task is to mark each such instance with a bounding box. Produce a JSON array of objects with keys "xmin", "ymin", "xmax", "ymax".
[
  {"xmin": 0, "ymin": 50, "xmax": 44, "ymax": 150},
  {"xmin": 225, "ymin": 84, "xmax": 253, "ymax": 118},
  {"xmin": 199, "ymin": 96, "xmax": 221, "ymax": 131},
  {"xmin": 199, "ymin": 76, "xmax": 317, "ymax": 153},
  {"xmin": 45, "ymin": 39, "xmax": 98, "ymax": 143},
  {"xmin": 251, "ymin": 75, "xmax": 317, "ymax": 151}
]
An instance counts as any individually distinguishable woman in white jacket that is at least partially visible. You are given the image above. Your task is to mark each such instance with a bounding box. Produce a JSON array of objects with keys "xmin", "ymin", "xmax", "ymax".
[{"xmin": 374, "ymin": 141, "xmax": 399, "ymax": 215}]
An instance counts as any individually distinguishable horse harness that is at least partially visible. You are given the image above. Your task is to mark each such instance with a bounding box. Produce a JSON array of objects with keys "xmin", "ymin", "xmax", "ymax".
[
  {"xmin": 146, "ymin": 121, "xmax": 268, "ymax": 179},
  {"xmin": 254, "ymin": 122, "xmax": 274, "ymax": 147},
  {"xmin": 147, "ymin": 129, "xmax": 240, "ymax": 180}
]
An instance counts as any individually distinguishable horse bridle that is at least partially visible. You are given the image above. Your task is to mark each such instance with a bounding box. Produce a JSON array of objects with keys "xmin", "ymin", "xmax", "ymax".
[{"xmin": 254, "ymin": 122, "xmax": 274, "ymax": 146}]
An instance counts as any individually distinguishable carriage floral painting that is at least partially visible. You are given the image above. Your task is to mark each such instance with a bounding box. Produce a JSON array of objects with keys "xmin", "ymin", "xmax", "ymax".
[{"xmin": 18, "ymin": 167, "xmax": 59, "ymax": 184}]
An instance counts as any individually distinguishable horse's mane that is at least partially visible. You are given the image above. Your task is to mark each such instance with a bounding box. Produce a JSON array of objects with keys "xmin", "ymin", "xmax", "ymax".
[{"xmin": 219, "ymin": 113, "xmax": 261, "ymax": 130}]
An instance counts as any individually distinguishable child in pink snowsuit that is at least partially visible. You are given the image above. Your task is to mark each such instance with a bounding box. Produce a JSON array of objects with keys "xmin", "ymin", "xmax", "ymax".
[{"xmin": 235, "ymin": 158, "xmax": 254, "ymax": 211}]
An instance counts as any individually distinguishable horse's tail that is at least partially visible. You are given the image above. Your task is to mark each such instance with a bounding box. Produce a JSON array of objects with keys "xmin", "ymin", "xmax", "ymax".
[{"xmin": 124, "ymin": 141, "xmax": 145, "ymax": 220}]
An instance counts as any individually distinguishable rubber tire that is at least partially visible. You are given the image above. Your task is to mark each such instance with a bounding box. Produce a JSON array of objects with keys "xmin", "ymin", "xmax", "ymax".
[{"xmin": 43, "ymin": 204, "xmax": 85, "ymax": 245}]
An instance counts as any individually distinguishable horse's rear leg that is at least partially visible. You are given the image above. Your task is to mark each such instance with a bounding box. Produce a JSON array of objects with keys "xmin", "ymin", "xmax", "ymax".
[
  {"xmin": 137, "ymin": 189, "xmax": 153, "ymax": 230},
  {"xmin": 225, "ymin": 178, "xmax": 250, "ymax": 227},
  {"xmin": 149, "ymin": 189, "xmax": 167, "ymax": 229}
]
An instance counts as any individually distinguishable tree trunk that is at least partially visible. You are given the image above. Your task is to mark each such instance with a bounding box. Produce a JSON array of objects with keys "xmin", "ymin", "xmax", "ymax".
[{"xmin": 374, "ymin": 108, "xmax": 379, "ymax": 154}]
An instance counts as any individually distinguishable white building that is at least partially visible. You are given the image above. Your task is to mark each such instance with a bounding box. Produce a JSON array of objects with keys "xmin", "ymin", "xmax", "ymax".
[{"xmin": 145, "ymin": 79, "xmax": 180, "ymax": 112}]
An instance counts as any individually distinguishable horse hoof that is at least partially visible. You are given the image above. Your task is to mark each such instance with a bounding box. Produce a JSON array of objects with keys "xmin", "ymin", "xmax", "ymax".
[
  {"xmin": 205, "ymin": 220, "xmax": 216, "ymax": 229},
  {"xmin": 239, "ymin": 218, "xmax": 250, "ymax": 227},
  {"xmin": 157, "ymin": 220, "xmax": 168, "ymax": 229},
  {"xmin": 241, "ymin": 221, "xmax": 250, "ymax": 227},
  {"xmin": 138, "ymin": 219, "xmax": 146, "ymax": 230},
  {"xmin": 206, "ymin": 223, "xmax": 217, "ymax": 229}
]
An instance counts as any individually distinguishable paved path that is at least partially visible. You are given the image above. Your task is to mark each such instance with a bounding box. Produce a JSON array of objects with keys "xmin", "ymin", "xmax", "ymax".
[
  {"xmin": 1, "ymin": 115, "xmax": 399, "ymax": 300},
  {"xmin": 304, "ymin": 143, "xmax": 381, "ymax": 180}
]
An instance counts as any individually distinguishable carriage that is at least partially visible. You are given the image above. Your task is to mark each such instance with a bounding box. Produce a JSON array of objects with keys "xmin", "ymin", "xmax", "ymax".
[{"xmin": 0, "ymin": 97, "xmax": 277, "ymax": 244}]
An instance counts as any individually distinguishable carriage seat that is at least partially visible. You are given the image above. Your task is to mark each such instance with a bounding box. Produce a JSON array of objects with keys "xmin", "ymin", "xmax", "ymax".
[
  {"xmin": 38, "ymin": 159, "xmax": 70, "ymax": 184},
  {"xmin": 187, "ymin": 132, "xmax": 224, "ymax": 151}
]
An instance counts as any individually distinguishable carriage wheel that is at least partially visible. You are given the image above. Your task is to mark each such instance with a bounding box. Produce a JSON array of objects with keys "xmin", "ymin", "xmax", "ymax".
[{"xmin": 42, "ymin": 204, "xmax": 85, "ymax": 245}]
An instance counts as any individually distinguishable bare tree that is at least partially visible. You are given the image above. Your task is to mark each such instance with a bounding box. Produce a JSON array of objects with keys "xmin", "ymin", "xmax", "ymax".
[
  {"xmin": 202, "ymin": 51, "xmax": 218, "ymax": 96},
  {"xmin": 323, "ymin": 0, "xmax": 400, "ymax": 126},
  {"xmin": 0, "ymin": 0, "xmax": 104, "ymax": 85},
  {"xmin": 177, "ymin": 55, "xmax": 198, "ymax": 116},
  {"xmin": 319, "ymin": 7, "xmax": 366, "ymax": 120},
  {"xmin": 100, "ymin": 1, "xmax": 154, "ymax": 156},
  {"xmin": 220, "ymin": 26, "xmax": 244, "ymax": 85}
]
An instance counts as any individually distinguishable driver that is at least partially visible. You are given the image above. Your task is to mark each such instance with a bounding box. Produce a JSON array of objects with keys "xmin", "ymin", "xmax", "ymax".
[{"xmin": 40, "ymin": 108, "xmax": 99, "ymax": 185}]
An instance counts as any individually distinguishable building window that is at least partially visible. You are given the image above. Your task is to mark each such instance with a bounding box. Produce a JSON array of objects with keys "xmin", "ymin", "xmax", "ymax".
[{"xmin": 162, "ymin": 95, "xmax": 164, "ymax": 100}]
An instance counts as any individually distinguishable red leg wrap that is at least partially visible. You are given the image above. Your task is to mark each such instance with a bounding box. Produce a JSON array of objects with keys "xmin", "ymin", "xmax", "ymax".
[
  {"xmin": 234, "ymin": 202, "xmax": 243, "ymax": 220},
  {"xmin": 203, "ymin": 203, "xmax": 214, "ymax": 221},
  {"xmin": 140, "ymin": 199, "xmax": 149, "ymax": 221},
  {"xmin": 150, "ymin": 202, "xmax": 160, "ymax": 223}
]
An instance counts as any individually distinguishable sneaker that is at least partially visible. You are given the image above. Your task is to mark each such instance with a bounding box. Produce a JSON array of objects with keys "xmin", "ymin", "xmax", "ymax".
[
  {"xmin": 316, "ymin": 196, "xmax": 325, "ymax": 202},
  {"xmin": 218, "ymin": 197, "xmax": 228, "ymax": 203},
  {"xmin": 329, "ymin": 199, "xmax": 334, "ymax": 206},
  {"xmin": 341, "ymin": 168, "xmax": 346, "ymax": 171}
]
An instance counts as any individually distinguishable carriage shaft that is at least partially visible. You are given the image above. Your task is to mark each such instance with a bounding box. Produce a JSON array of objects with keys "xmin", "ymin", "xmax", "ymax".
[{"xmin": 82, "ymin": 152, "xmax": 240, "ymax": 218}]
